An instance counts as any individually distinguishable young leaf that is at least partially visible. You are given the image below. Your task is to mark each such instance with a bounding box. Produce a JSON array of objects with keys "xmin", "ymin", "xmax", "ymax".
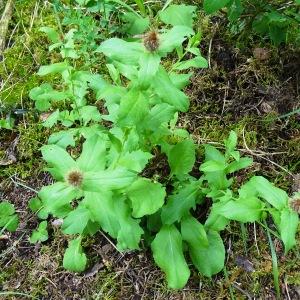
[
  {"xmin": 127, "ymin": 178, "xmax": 166, "ymax": 218},
  {"xmin": 122, "ymin": 12, "xmax": 149, "ymax": 35},
  {"xmin": 151, "ymin": 66, "xmax": 189, "ymax": 112},
  {"xmin": 249, "ymin": 176, "xmax": 288, "ymax": 210},
  {"xmin": 114, "ymin": 196, "xmax": 144, "ymax": 250},
  {"xmin": 38, "ymin": 182, "xmax": 77, "ymax": 217},
  {"xmin": 187, "ymin": 230, "xmax": 225, "ymax": 277},
  {"xmin": 226, "ymin": 157, "xmax": 253, "ymax": 173},
  {"xmin": 217, "ymin": 197, "xmax": 264, "ymax": 223},
  {"xmin": 159, "ymin": 5, "xmax": 196, "ymax": 28},
  {"xmin": 168, "ymin": 140, "xmax": 196, "ymax": 176},
  {"xmin": 77, "ymin": 135, "xmax": 107, "ymax": 172},
  {"xmin": 159, "ymin": 26, "xmax": 194, "ymax": 56},
  {"xmin": 84, "ymin": 191, "xmax": 120, "ymax": 238},
  {"xmin": 279, "ymin": 208, "xmax": 299, "ymax": 254},
  {"xmin": 41, "ymin": 144, "xmax": 77, "ymax": 180},
  {"xmin": 151, "ymin": 225, "xmax": 190, "ymax": 289},
  {"xmin": 203, "ymin": 0, "xmax": 231, "ymax": 14},
  {"xmin": 118, "ymin": 150, "xmax": 153, "ymax": 173},
  {"xmin": 28, "ymin": 197, "xmax": 42, "ymax": 212},
  {"xmin": 82, "ymin": 168, "xmax": 137, "ymax": 192},
  {"xmin": 62, "ymin": 206, "xmax": 91, "ymax": 234},
  {"xmin": 117, "ymin": 89, "xmax": 149, "ymax": 126},
  {"xmin": 63, "ymin": 237, "xmax": 87, "ymax": 272},
  {"xmin": 97, "ymin": 38, "xmax": 144, "ymax": 65},
  {"xmin": 0, "ymin": 202, "xmax": 19, "ymax": 232},
  {"xmin": 39, "ymin": 27, "xmax": 60, "ymax": 43},
  {"xmin": 161, "ymin": 181, "xmax": 199, "ymax": 224},
  {"xmin": 174, "ymin": 56, "xmax": 208, "ymax": 70},
  {"xmin": 181, "ymin": 215, "xmax": 208, "ymax": 247},
  {"xmin": 138, "ymin": 52, "xmax": 161, "ymax": 88},
  {"xmin": 37, "ymin": 62, "xmax": 71, "ymax": 76},
  {"xmin": 30, "ymin": 221, "xmax": 48, "ymax": 243},
  {"xmin": 200, "ymin": 160, "xmax": 226, "ymax": 172}
]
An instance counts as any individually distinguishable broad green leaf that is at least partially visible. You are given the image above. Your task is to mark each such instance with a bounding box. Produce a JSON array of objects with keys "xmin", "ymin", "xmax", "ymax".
[
  {"xmin": 151, "ymin": 225, "xmax": 190, "ymax": 289},
  {"xmin": 203, "ymin": 0, "xmax": 231, "ymax": 14},
  {"xmin": 114, "ymin": 196, "xmax": 143, "ymax": 250},
  {"xmin": 117, "ymin": 89, "xmax": 149, "ymax": 126},
  {"xmin": 188, "ymin": 230, "xmax": 225, "ymax": 277},
  {"xmin": 217, "ymin": 197, "xmax": 264, "ymax": 223},
  {"xmin": 279, "ymin": 208, "xmax": 299, "ymax": 254},
  {"xmin": 30, "ymin": 221, "xmax": 48, "ymax": 243},
  {"xmin": 200, "ymin": 160, "xmax": 226, "ymax": 172},
  {"xmin": 63, "ymin": 238, "xmax": 87, "ymax": 272},
  {"xmin": 118, "ymin": 150, "xmax": 153, "ymax": 172},
  {"xmin": 38, "ymin": 182, "xmax": 77, "ymax": 217},
  {"xmin": 82, "ymin": 168, "xmax": 137, "ymax": 192},
  {"xmin": 174, "ymin": 56, "xmax": 208, "ymax": 70},
  {"xmin": 143, "ymin": 104, "xmax": 176, "ymax": 129},
  {"xmin": 29, "ymin": 84, "xmax": 69, "ymax": 111},
  {"xmin": 159, "ymin": 5, "xmax": 196, "ymax": 28},
  {"xmin": 122, "ymin": 12, "xmax": 149, "ymax": 34},
  {"xmin": 0, "ymin": 202, "xmax": 19, "ymax": 232},
  {"xmin": 39, "ymin": 27, "xmax": 60, "ymax": 43},
  {"xmin": 168, "ymin": 140, "xmax": 196, "ymax": 176},
  {"xmin": 62, "ymin": 206, "xmax": 91, "ymax": 234},
  {"xmin": 181, "ymin": 215, "xmax": 208, "ymax": 247},
  {"xmin": 48, "ymin": 129, "xmax": 76, "ymax": 149},
  {"xmin": 28, "ymin": 197, "xmax": 42, "ymax": 212},
  {"xmin": 127, "ymin": 178, "xmax": 166, "ymax": 218},
  {"xmin": 205, "ymin": 203, "xmax": 230, "ymax": 231},
  {"xmin": 159, "ymin": 26, "xmax": 194, "ymax": 56},
  {"xmin": 161, "ymin": 181, "xmax": 199, "ymax": 224},
  {"xmin": 226, "ymin": 157, "xmax": 253, "ymax": 173},
  {"xmin": 249, "ymin": 176, "xmax": 288, "ymax": 210},
  {"xmin": 152, "ymin": 66, "xmax": 189, "ymax": 112},
  {"xmin": 84, "ymin": 191, "xmax": 120, "ymax": 238},
  {"xmin": 138, "ymin": 52, "xmax": 161, "ymax": 88},
  {"xmin": 78, "ymin": 106, "xmax": 102, "ymax": 125},
  {"xmin": 97, "ymin": 38, "xmax": 144, "ymax": 65},
  {"xmin": 41, "ymin": 144, "xmax": 77, "ymax": 180},
  {"xmin": 204, "ymin": 144, "xmax": 225, "ymax": 163},
  {"xmin": 169, "ymin": 72, "xmax": 193, "ymax": 89},
  {"xmin": 77, "ymin": 135, "xmax": 107, "ymax": 172},
  {"xmin": 37, "ymin": 62, "xmax": 71, "ymax": 76}
]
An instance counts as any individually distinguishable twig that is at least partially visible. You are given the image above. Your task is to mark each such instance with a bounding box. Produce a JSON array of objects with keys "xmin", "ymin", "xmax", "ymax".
[{"xmin": 0, "ymin": 0, "xmax": 14, "ymax": 53}]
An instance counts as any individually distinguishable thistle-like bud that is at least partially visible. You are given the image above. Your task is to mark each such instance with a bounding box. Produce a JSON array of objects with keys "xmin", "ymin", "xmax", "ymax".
[
  {"xmin": 143, "ymin": 31, "xmax": 160, "ymax": 52},
  {"xmin": 67, "ymin": 170, "xmax": 83, "ymax": 187}
]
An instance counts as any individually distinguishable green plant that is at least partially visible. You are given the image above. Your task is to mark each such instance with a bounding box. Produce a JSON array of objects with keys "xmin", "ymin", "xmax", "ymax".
[
  {"xmin": 203, "ymin": 0, "xmax": 300, "ymax": 45},
  {"xmin": 0, "ymin": 201, "xmax": 19, "ymax": 233},
  {"xmin": 28, "ymin": 2, "xmax": 299, "ymax": 290}
]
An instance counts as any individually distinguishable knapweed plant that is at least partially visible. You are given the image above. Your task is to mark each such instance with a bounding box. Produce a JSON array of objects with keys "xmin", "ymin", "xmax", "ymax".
[{"xmin": 28, "ymin": 3, "xmax": 299, "ymax": 289}]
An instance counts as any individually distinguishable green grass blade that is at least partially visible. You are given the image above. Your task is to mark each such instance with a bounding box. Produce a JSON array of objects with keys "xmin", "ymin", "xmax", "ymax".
[
  {"xmin": 264, "ymin": 220, "xmax": 281, "ymax": 299},
  {"xmin": 162, "ymin": 0, "xmax": 174, "ymax": 11},
  {"xmin": 134, "ymin": 0, "xmax": 146, "ymax": 15}
]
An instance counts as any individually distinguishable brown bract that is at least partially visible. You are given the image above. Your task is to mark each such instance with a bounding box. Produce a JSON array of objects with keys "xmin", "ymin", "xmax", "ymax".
[
  {"xmin": 67, "ymin": 170, "xmax": 83, "ymax": 187},
  {"xmin": 143, "ymin": 31, "xmax": 160, "ymax": 52}
]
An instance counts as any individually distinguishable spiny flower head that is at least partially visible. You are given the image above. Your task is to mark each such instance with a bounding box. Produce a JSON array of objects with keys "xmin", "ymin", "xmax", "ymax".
[
  {"xmin": 143, "ymin": 31, "xmax": 160, "ymax": 52},
  {"xmin": 67, "ymin": 170, "xmax": 83, "ymax": 188}
]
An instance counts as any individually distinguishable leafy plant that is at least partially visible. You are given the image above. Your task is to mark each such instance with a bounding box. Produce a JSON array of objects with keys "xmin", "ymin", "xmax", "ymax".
[
  {"xmin": 28, "ymin": 2, "xmax": 299, "ymax": 290},
  {"xmin": 0, "ymin": 201, "xmax": 19, "ymax": 232},
  {"xmin": 203, "ymin": 0, "xmax": 300, "ymax": 45}
]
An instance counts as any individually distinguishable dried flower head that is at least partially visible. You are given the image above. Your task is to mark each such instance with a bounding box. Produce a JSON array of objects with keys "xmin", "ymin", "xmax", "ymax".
[
  {"xmin": 143, "ymin": 31, "xmax": 160, "ymax": 52},
  {"xmin": 290, "ymin": 198, "xmax": 300, "ymax": 214},
  {"xmin": 67, "ymin": 170, "xmax": 83, "ymax": 187}
]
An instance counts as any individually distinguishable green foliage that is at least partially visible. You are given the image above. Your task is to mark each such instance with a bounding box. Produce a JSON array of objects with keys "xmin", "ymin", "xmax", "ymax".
[
  {"xmin": 27, "ymin": 2, "xmax": 299, "ymax": 290},
  {"xmin": 0, "ymin": 202, "xmax": 19, "ymax": 232},
  {"xmin": 203, "ymin": 0, "xmax": 300, "ymax": 45},
  {"xmin": 30, "ymin": 221, "xmax": 48, "ymax": 243}
]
